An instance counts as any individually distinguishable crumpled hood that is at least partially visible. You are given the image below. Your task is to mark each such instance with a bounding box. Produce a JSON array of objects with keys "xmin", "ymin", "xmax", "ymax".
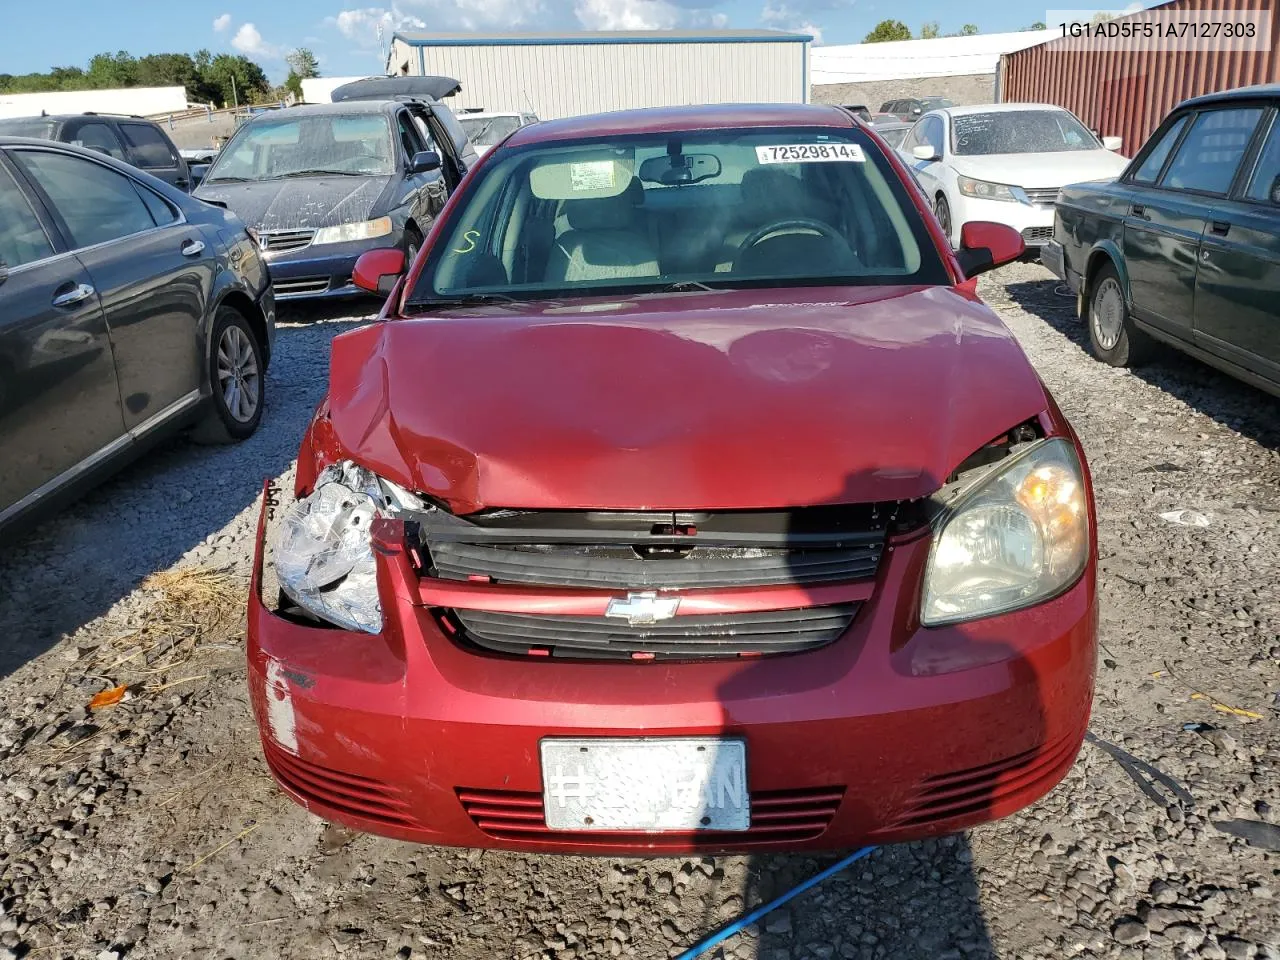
[
  {"xmin": 193, "ymin": 175, "xmax": 390, "ymax": 230},
  {"xmin": 324, "ymin": 286, "xmax": 1050, "ymax": 512}
]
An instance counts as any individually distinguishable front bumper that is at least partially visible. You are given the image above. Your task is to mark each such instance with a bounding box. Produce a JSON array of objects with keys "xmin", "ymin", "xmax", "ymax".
[
  {"xmin": 951, "ymin": 194, "xmax": 1056, "ymax": 249},
  {"xmin": 264, "ymin": 233, "xmax": 403, "ymax": 300},
  {"xmin": 246, "ymin": 494, "xmax": 1096, "ymax": 855}
]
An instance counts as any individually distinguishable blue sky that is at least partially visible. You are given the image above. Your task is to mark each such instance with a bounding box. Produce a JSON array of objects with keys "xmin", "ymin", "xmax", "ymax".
[{"xmin": 2, "ymin": 0, "xmax": 1062, "ymax": 80}]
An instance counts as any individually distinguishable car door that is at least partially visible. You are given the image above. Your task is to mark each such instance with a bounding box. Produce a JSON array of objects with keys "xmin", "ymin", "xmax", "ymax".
[
  {"xmin": 117, "ymin": 121, "xmax": 191, "ymax": 191},
  {"xmin": 393, "ymin": 108, "xmax": 439, "ymax": 226},
  {"xmin": 0, "ymin": 152, "xmax": 124, "ymax": 522},
  {"xmin": 11, "ymin": 147, "xmax": 216, "ymax": 432},
  {"xmin": 1193, "ymin": 106, "xmax": 1280, "ymax": 380},
  {"xmin": 1123, "ymin": 106, "xmax": 1262, "ymax": 339}
]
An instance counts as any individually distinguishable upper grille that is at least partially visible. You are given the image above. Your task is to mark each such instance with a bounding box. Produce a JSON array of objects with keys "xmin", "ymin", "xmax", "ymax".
[
  {"xmin": 273, "ymin": 277, "xmax": 331, "ymax": 296},
  {"xmin": 458, "ymin": 785, "xmax": 843, "ymax": 847},
  {"xmin": 258, "ymin": 228, "xmax": 315, "ymax": 252},
  {"xmin": 448, "ymin": 603, "xmax": 859, "ymax": 659},
  {"xmin": 1021, "ymin": 187, "xmax": 1059, "ymax": 206},
  {"xmin": 420, "ymin": 506, "xmax": 893, "ymax": 591}
]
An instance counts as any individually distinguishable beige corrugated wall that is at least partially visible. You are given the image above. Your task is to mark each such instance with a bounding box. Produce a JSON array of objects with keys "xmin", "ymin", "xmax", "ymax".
[{"xmin": 409, "ymin": 41, "xmax": 808, "ymax": 119}]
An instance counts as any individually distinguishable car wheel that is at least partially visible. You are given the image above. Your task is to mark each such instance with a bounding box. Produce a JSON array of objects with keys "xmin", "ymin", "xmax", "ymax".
[
  {"xmin": 193, "ymin": 306, "xmax": 265, "ymax": 444},
  {"xmin": 404, "ymin": 225, "xmax": 423, "ymax": 268},
  {"xmin": 934, "ymin": 194, "xmax": 953, "ymax": 247},
  {"xmin": 1087, "ymin": 262, "xmax": 1152, "ymax": 367}
]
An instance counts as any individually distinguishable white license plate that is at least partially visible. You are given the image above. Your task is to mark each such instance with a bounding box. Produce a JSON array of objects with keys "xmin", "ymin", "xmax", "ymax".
[{"xmin": 540, "ymin": 737, "xmax": 749, "ymax": 832}]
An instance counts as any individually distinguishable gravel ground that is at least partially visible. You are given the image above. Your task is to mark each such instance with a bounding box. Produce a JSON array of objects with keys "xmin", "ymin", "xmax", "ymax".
[{"xmin": 0, "ymin": 267, "xmax": 1277, "ymax": 960}]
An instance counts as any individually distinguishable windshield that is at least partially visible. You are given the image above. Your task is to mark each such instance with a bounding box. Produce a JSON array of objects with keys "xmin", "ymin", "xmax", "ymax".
[
  {"xmin": 204, "ymin": 113, "xmax": 394, "ymax": 181},
  {"xmin": 0, "ymin": 118, "xmax": 57, "ymax": 139},
  {"xmin": 920, "ymin": 98, "xmax": 954, "ymax": 111},
  {"xmin": 460, "ymin": 115, "xmax": 522, "ymax": 146},
  {"xmin": 953, "ymin": 110, "xmax": 1101, "ymax": 156},
  {"xmin": 410, "ymin": 126, "xmax": 948, "ymax": 305}
]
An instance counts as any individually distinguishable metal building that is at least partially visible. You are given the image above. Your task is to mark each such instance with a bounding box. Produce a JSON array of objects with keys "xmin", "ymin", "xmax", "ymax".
[
  {"xmin": 387, "ymin": 30, "xmax": 811, "ymax": 120},
  {"xmin": 1000, "ymin": 0, "xmax": 1280, "ymax": 155}
]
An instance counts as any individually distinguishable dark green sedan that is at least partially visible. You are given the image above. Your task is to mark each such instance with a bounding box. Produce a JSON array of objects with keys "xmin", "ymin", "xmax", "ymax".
[{"xmin": 1044, "ymin": 85, "xmax": 1280, "ymax": 396}]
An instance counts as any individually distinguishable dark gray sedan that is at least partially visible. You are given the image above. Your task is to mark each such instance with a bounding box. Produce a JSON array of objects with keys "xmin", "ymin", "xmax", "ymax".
[{"xmin": 0, "ymin": 137, "xmax": 275, "ymax": 536}]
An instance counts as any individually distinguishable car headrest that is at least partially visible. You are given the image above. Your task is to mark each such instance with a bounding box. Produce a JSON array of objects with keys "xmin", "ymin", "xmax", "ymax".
[{"xmin": 564, "ymin": 177, "xmax": 644, "ymax": 231}]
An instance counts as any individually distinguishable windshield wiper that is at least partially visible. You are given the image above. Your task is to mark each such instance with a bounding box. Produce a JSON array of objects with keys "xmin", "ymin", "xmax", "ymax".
[
  {"xmin": 275, "ymin": 168, "xmax": 367, "ymax": 178},
  {"xmin": 203, "ymin": 175, "xmax": 252, "ymax": 183},
  {"xmin": 411, "ymin": 292, "xmax": 518, "ymax": 309},
  {"xmin": 663, "ymin": 280, "xmax": 720, "ymax": 292}
]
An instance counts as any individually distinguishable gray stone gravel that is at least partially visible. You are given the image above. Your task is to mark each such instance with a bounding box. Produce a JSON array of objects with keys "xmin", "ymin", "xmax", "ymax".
[{"xmin": 0, "ymin": 272, "xmax": 1277, "ymax": 960}]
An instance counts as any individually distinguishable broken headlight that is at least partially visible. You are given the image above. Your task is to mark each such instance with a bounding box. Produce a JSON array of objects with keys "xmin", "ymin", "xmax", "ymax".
[
  {"xmin": 921, "ymin": 438, "xmax": 1089, "ymax": 625},
  {"xmin": 273, "ymin": 461, "xmax": 423, "ymax": 633}
]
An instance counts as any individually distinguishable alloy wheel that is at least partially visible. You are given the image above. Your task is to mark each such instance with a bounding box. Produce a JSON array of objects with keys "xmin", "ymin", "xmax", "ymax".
[
  {"xmin": 216, "ymin": 324, "xmax": 261, "ymax": 424},
  {"xmin": 1093, "ymin": 277, "xmax": 1125, "ymax": 351}
]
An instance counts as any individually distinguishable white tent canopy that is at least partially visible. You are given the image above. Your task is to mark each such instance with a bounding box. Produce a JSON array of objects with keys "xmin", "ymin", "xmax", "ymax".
[{"xmin": 811, "ymin": 29, "xmax": 1057, "ymax": 85}]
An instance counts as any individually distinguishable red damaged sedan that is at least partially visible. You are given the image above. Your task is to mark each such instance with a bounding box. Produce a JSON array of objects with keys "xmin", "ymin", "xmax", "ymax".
[{"xmin": 248, "ymin": 104, "xmax": 1096, "ymax": 854}]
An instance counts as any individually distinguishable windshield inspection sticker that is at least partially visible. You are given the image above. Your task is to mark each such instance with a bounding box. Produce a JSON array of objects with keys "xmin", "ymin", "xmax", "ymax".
[
  {"xmin": 569, "ymin": 160, "xmax": 618, "ymax": 192},
  {"xmin": 756, "ymin": 143, "xmax": 865, "ymax": 164}
]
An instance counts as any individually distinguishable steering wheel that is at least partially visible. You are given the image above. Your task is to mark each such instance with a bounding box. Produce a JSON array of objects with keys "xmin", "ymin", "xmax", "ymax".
[{"xmin": 734, "ymin": 218, "xmax": 849, "ymax": 262}]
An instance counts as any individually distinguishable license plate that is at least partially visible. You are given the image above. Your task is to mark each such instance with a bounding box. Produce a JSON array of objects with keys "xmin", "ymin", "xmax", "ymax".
[{"xmin": 540, "ymin": 737, "xmax": 749, "ymax": 832}]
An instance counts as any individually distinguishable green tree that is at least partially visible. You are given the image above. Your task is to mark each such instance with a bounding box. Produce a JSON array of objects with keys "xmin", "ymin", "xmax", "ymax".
[
  {"xmin": 1090, "ymin": 11, "xmax": 1116, "ymax": 23},
  {"xmin": 1028, "ymin": 20, "xmax": 1047, "ymax": 29},
  {"xmin": 135, "ymin": 53, "xmax": 200, "ymax": 91},
  {"xmin": 200, "ymin": 54, "xmax": 271, "ymax": 107},
  {"xmin": 920, "ymin": 21, "xmax": 941, "ymax": 39},
  {"xmin": 864, "ymin": 19, "xmax": 912, "ymax": 42},
  {"xmin": 960, "ymin": 23, "xmax": 979, "ymax": 35},
  {"xmin": 86, "ymin": 51, "xmax": 138, "ymax": 88},
  {"xmin": 285, "ymin": 48, "xmax": 320, "ymax": 79}
]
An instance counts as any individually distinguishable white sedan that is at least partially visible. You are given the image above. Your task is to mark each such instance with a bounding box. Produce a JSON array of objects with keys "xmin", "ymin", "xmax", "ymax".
[
  {"xmin": 897, "ymin": 103, "xmax": 1129, "ymax": 250},
  {"xmin": 457, "ymin": 111, "xmax": 539, "ymax": 158}
]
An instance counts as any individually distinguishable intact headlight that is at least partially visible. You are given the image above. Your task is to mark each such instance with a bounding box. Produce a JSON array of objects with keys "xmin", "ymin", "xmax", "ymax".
[
  {"xmin": 957, "ymin": 175, "xmax": 1018, "ymax": 202},
  {"xmin": 311, "ymin": 216, "xmax": 393, "ymax": 246},
  {"xmin": 273, "ymin": 461, "xmax": 423, "ymax": 633},
  {"xmin": 922, "ymin": 438, "xmax": 1089, "ymax": 626}
]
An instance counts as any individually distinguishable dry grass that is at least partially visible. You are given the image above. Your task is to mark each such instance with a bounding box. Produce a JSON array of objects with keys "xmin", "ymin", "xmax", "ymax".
[{"xmin": 91, "ymin": 565, "xmax": 246, "ymax": 682}]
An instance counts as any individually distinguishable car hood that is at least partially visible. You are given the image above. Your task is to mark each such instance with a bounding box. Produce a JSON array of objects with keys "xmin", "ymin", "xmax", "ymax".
[
  {"xmin": 323, "ymin": 286, "xmax": 1050, "ymax": 512},
  {"xmin": 952, "ymin": 150, "xmax": 1130, "ymax": 188},
  {"xmin": 193, "ymin": 175, "xmax": 391, "ymax": 230}
]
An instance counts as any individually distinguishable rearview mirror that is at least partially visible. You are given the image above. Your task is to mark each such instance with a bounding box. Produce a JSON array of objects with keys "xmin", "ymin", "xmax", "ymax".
[
  {"xmin": 410, "ymin": 150, "xmax": 441, "ymax": 174},
  {"xmin": 955, "ymin": 221, "xmax": 1025, "ymax": 279},
  {"xmin": 638, "ymin": 152, "xmax": 721, "ymax": 185},
  {"xmin": 1102, "ymin": 135, "xmax": 1123, "ymax": 151},
  {"xmin": 912, "ymin": 145, "xmax": 940, "ymax": 162},
  {"xmin": 352, "ymin": 248, "xmax": 407, "ymax": 295}
]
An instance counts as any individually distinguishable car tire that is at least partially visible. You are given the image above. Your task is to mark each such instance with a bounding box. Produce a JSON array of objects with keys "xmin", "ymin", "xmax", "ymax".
[
  {"xmin": 934, "ymin": 194, "xmax": 954, "ymax": 248},
  {"xmin": 1087, "ymin": 262, "xmax": 1153, "ymax": 368},
  {"xmin": 404, "ymin": 225, "xmax": 423, "ymax": 268},
  {"xmin": 193, "ymin": 305, "xmax": 266, "ymax": 444}
]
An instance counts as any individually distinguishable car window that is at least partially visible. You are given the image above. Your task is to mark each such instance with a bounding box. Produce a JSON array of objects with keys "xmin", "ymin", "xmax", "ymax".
[
  {"xmin": 1132, "ymin": 115, "xmax": 1189, "ymax": 184},
  {"xmin": 14, "ymin": 149, "xmax": 159, "ymax": 248},
  {"xmin": 432, "ymin": 105, "xmax": 471, "ymax": 156},
  {"xmin": 952, "ymin": 110, "xmax": 1100, "ymax": 155},
  {"xmin": 0, "ymin": 118, "xmax": 57, "ymax": 139},
  {"xmin": 136, "ymin": 184, "xmax": 179, "ymax": 225},
  {"xmin": 72, "ymin": 122, "xmax": 127, "ymax": 161},
  {"xmin": 460, "ymin": 115, "xmax": 523, "ymax": 147},
  {"xmin": 879, "ymin": 127, "xmax": 909, "ymax": 149},
  {"xmin": 922, "ymin": 117, "xmax": 944, "ymax": 156},
  {"xmin": 413, "ymin": 125, "xmax": 949, "ymax": 304},
  {"xmin": 396, "ymin": 111, "xmax": 426, "ymax": 160},
  {"xmin": 0, "ymin": 163, "xmax": 55, "ymax": 268},
  {"xmin": 205, "ymin": 113, "xmax": 395, "ymax": 181},
  {"xmin": 1244, "ymin": 115, "xmax": 1280, "ymax": 204},
  {"xmin": 119, "ymin": 122, "xmax": 178, "ymax": 169},
  {"xmin": 1161, "ymin": 107, "xmax": 1263, "ymax": 194}
]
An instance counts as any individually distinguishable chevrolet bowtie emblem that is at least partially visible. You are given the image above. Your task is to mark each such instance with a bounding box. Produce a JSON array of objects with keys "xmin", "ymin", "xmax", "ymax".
[{"xmin": 605, "ymin": 591, "xmax": 681, "ymax": 626}]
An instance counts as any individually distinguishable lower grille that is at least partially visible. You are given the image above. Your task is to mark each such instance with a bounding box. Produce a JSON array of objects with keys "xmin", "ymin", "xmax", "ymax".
[
  {"xmin": 258, "ymin": 228, "xmax": 315, "ymax": 252},
  {"xmin": 261, "ymin": 739, "xmax": 416, "ymax": 828},
  {"xmin": 448, "ymin": 603, "xmax": 859, "ymax": 659},
  {"xmin": 1021, "ymin": 187, "xmax": 1059, "ymax": 206},
  {"xmin": 890, "ymin": 732, "xmax": 1080, "ymax": 829},
  {"xmin": 1021, "ymin": 226, "xmax": 1054, "ymax": 245},
  {"xmin": 458, "ymin": 785, "xmax": 843, "ymax": 846},
  {"xmin": 273, "ymin": 277, "xmax": 331, "ymax": 296}
]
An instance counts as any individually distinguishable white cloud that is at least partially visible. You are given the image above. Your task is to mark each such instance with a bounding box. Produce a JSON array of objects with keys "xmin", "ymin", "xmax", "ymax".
[
  {"xmin": 760, "ymin": 0, "xmax": 822, "ymax": 42},
  {"xmin": 231, "ymin": 22, "xmax": 283, "ymax": 58},
  {"xmin": 575, "ymin": 0, "xmax": 727, "ymax": 29},
  {"xmin": 212, "ymin": 12, "xmax": 232, "ymax": 32}
]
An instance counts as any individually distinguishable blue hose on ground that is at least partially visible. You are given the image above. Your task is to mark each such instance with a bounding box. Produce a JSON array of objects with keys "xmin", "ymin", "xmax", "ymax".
[{"xmin": 673, "ymin": 845, "xmax": 879, "ymax": 960}]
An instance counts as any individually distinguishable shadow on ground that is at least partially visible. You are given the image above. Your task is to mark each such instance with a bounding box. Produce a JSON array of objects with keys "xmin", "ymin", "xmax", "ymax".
[{"xmin": 1003, "ymin": 276, "xmax": 1280, "ymax": 451}]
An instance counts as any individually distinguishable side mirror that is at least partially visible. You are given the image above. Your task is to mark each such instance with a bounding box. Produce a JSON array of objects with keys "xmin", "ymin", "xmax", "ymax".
[
  {"xmin": 1102, "ymin": 135, "xmax": 1123, "ymax": 151},
  {"xmin": 352, "ymin": 248, "xmax": 407, "ymax": 295},
  {"xmin": 955, "ymin": 221, "xmax": 1025, "ymax": 279},
  {"xmin": 912, "ymin": 107, "xmax": 922, "ymax": 115},
  {"xmin": 912, "ymin": 144, "xmax": 940, "ymax": 162},
  {"xmin": 409, "ymin": 150, "xmax": 441, "ymax": 174}
]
